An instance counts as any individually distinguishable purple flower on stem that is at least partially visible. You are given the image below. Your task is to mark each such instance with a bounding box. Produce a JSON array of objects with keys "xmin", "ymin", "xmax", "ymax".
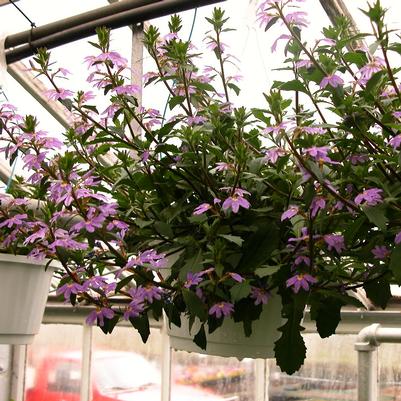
[
  {"xmin": 72, "ymin": 207, "xmax": 105, "ymax": 233},
  {"xmin": 123, "ymin": 300, "xmax": 145, "ymax": 320},
  {"xmin": 389, "ymin": 135, "xmax": 401, "ymax": 150},
  {"xmin": 193, "ymin": 203, "xmax": 212, "ymax": 215},
  {"xmin": 86, "ymin": 307, "xmax": 115, "ymax": 327},
  {"xmin": 56, "ymin": 282, "xmax": 84, "ymax": 301},
  {"xmin": 271, "ymin": 34, "xmax": 292, "ymax": 52},
  {"xmin": 294, "ymin": 255, "xmax": 311, "ymax": 266},
  {"xmin": 319, "ymin": 74, "xmax": 344, "ymax": 89},
  {"xmin": 184, "ymin": 272, "xmax": 204, "ymax": 288},
  {"xmin": 141, "ymin": 285, "xmax": 164, "ymax": 303},
  {"xmin": 372, "ymin": 245, "xmax": 390, "ymax": 260},
  {"xmin": 222, "ymin": 195, "xmax": 251, "ymax": 213},
  {"xmin": 113, "ymin": 84, "xmax": 140, "ymax": 95},
  {"xmin": 228, "ymin": 272, "xmax": 244, "ymax": 282},
  {"xmin": 44, "ymin": 88, "xmax": 74, "ymax": 100},
  {"xmin": 264, "ymin": 147, "xmax": 286, "ymax": 164},
  {"xmin": 286, "ymin": 273, "xmax": 317, "ymax": 293},
  {"xmin": 208, "ymin": 302, "xmax": 234, "ymax": 319},
  {"xmin": 281, "ymin": 205, "xmax": 299, "ymax": 221},
  {"xmin": 303, "ymin": 146, "xmax": 339, "ymax": 164},
  {"xmin": 354, "ymin": 188, "xmax": 383, "ymax": 206},
  {"xmin": 250, "ymin": 287, "xmax": 271, "ymax": 305},
  {"xmin": 0, "ymin": 213, "xmax": 28, "ymax": 228},
  {"xmin": 324, "ymin": 234, "xmax": 345, "ymax": 254},
  {"xmin": 263, "ymin": 121, "xmax": 288, "ymax": 136},
  {"xmin": 310, "ymin": 197, "xmax": 326, "ymax": 218},
  {"xmin": 395, "ymin": 232, "xmax": 401, "ymax": 245}
]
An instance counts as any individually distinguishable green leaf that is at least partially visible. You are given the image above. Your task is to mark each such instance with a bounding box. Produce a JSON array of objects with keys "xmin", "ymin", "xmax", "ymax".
[
  {"xmin": 390, "ymin": 244, "xmax": 401, "ymax": 284},
  {"xmin": 169, "ymin": 95, "xmax": 185, "ymax": 110},
  {"xmin": 182, "ymin": 288, "xmax": 208, "ymax": 321},
  {"xmin": 129, "ymin": 315, "xmax": 150, "ymax": 343},
  {"xmin": 309, "ymin": 294, "xmax": 345, "ymax": 338},
  {"xmin": 227, "ymin": 82, "xmax": 240, "ymax": 95},
  {"xmin": 364, "ymin": 70, "xmax": 387, "ymax": 96},
  {"xmin": 264, "ymin": 16, "xmax": 279, "ymax": 31},
  {"xmin": 218, "ymin": 234, "xmax": 244, "ymax": 247},
  {"xmin": 230, "ymin": 281, "xmax": 251, "ymax": 302},
  {"xmin": 344, "ymin": 215, "xmax": 367, "ymax": 246},
  {"xmin": 363, "ymin": 205, "xmax": 388, "ymax": 231},
  {"xmin": 164, "ymin": 303, "xmax": 181, "ymax": 328},
  {"xmin": 178, "ymin": 250, "xmax": 203, "ymax": 281},
  {"xmin": 238, "ymin": 222, "xmax": 279, "ymax": 272},
  {"xmin": 273, "ymin": 79, "xmax": 309, "ymax": 95},
  {"xmin": 364, "ymin": 276, "xmax": 391, "ymax": 309},
  {"xmin": 154, "ymin": 221, "xmax": 174, "ymax": 238},
  {"xmin": 274, "ymin": 293, "xmax": 306, "ymax": 375},
  {"xmin": 194, "ymin": 324, "xmax": 207, "ymax": 350},
  {"xmin": 255, "ymin": 265, "xmax": 281, "ymax": 277}
]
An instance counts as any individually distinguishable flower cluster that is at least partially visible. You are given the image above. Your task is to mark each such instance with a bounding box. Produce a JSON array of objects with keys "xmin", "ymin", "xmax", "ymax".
[{"xmin": 1, "ymin": 0, "xmax": 401, "ymax": 375}]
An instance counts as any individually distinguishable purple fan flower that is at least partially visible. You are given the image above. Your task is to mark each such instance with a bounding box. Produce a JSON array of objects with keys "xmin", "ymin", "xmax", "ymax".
[
  {"xmin": 184, "ymin": 272, "xmax": 204, "ymax": 288},
  {"xmin": 354, "ymin": 188, "xmax": 383, "ymax": 206},
  {"xmin": 310, "ymin": 197, "xmax": 326, "ymax": 218},
  {"xmin": 86, "ymin": 308, "xmax": 115, "ymax": 327},
  {"xmin": 264, "ymin": 147, "xmax": 286, "ymax": 164},
  {"xmin": 286, "ymin": 273, "xmax": 317, "ymax": 293},
  {"xmin": 389, "ymin": 135, "xmax": 401, "ymax": 150},
  {"xmin": 222, "ymin": 194, "xmax": 251, "ymax": 214},
  {"xmin": 141, "ymin": 285, "xmax": 164, "ymax": 303},
  {"xmin": 44, "ymin": 88, "xmax": 74, "ymax": 100},
  {"xmin": 294, "ymin": 255, "xmax": 311, "ymax": 266},
  {"xmin": 324, "ymin": 234, "xmax": 345, "ymax": 254},
  {"xmin": 193, "ymin": 203, "xmax": 212, "ymax": 215},
  {"xmin": 0, "ymin": 213, "xmax": 28, "ymax": 228},
  {"xmin": 395, "ymin": 232, "xmax": 401, "ymax": 245},
  {"xmin": 281, "ymin": 205, "xmax": 299, "ymax": 221},
  {"xmin": 56, "ymin": 282, "xmax": 84, "ymax": 301},
  {"xmin": 271, "ymin": 34, "xmax": 292, "ymax": 52},
  {"xmin": 123, "ymin": 300, "xmax": 145, "ymax": 320},
  {"xmin": 113, "ymin": 84, "xmax": 140, "ymax": 95},
  {"xmin": 372, "ymin": 245, "xmax": 390, "ymax": 260},
  {"xmin": 303, "ymin": 146, "xmax": 339, "ymax": 164},
  {"xmin": 319, "ymin": 74, "xmax": 344, "ymax": 89},
  {"xmin": 250, "ymin": 287, "xmax": 271, "ymax": 305},
  {"xmin": 209, "ymin": 302, "xmax": 234, "ymax": 319},
  {"xmin": 72, "ymin": 207, "xmax": 105, "ymax": 233},
  {"xmin": 228, "ymin": 272, "xmax": 244, "ymax": 282},
  {"xmin": 263, "ymin": 121, "xmax": 288, "ymax": 136}
]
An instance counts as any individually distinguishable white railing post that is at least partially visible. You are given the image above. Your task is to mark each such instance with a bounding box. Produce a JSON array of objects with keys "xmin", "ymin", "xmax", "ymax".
[
  {"xmin": 161, "ymin": 321, "xmax": 171, "ymax": 401},
  {"xmin": 80, "ymin": 324, "xmax": 93, "ymax": 401}
]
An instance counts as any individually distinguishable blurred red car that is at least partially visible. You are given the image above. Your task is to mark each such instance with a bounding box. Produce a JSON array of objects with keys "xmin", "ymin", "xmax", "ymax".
[{"xmin": 25, "ymin": 350, "xmax": 228, "ymax": 401}]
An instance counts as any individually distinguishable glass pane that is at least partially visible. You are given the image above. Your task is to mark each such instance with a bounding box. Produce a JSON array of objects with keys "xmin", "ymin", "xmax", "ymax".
[
  {"xmin": 172, "ymin": 350, "xmax": 255, "ymax": 401},
  {"xmin": 379, "ymin": 343, "xmax": 401, "ymax": 401},
  {"xmin": 25, "ymin": 324, "xmax": 83, "ymax": 401},
  {"xmin": 91, "ymin": 326, "xmax": 162, "ymax": 401},
  {"xmin": 269, "ymin": 334, "xmax": 357, "ymax": 401}
]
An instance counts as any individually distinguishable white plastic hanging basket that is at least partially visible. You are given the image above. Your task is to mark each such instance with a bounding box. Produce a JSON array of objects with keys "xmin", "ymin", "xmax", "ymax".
[
  {"xmin": 168, "ymin": 293, "xmax": 283, "ymax": 360},
  {"xmin": 0, "ymin": 254, "xmax": 56, "ymax": 345}
]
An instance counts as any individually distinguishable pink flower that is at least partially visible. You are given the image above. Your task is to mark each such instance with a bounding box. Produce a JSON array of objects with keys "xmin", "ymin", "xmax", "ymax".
[
  {"xmin": 395, "ymin": 231, "xmax": 401, "ymax": 245},
  {"xmin": 44, "ymin": 88, "xmax": 73, "ymax": 100},
  {"xmin": 263, "ymin": 121, "xmax": 288, "ymax": 136},
  {"xmin": 389, "ymin": 135, "xmax": 401, "ymax": 150},
  {"xmin": 310, "ymin": 197, "xmax": 326, "ymax": 218},
  {"xmin": 324, "ymin": 234, "xmax": 345, "ymax": 253},
  {"xmin": 271, "ymin": 34, "xmax": 292, "ymax": 52},
  {"xmin": 354, "ymin": 188, "xmax": 383, "ymax": 206},
  {"xmin": 0, "ymin": 213, "xmax": 28, "ymax": 228},
  {"xmin": 281, "ymin": 205, "xmax": 299, "ymax": 221},
  {"xmin": 222, "ymin": 195, "xmax": 251, "ymax": 214},
  {"xmin": 371, "ymin": 245, "xmax": 390, "ymax": 260},
  {"xmin": 193, "ymin": 203, "xmax": 212, "ymax": 215},
  {"xmin": 113, "ymin": 84, "xmax": 140, "ymax": 95},
  {"xmin": 250, "ymin": 287, "xmax": 271, "ymax": 305},
  {"xmin": 286, "ymin": 273, "xmax": 317, "ymax": 293},
  {"xmin": 228, "ymin": 272, "xmax": 244, "ymax": 282},
  {"xmin": 264, "ymin": 147, "xmax": 286, "ymax": 164},
  {"xmin": 319, "ymin": 74, "xmax": 344, "ymax": 89},
  {"xmin": 209, "ymin": 302, "xmax": 234, "ymax": 318}
]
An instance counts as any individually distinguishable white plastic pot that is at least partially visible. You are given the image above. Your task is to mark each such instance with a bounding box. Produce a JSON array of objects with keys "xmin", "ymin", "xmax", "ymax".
[
  {"xmin": 0, "ymin": 254, "xmax": 56, "ymax": 345},
  {"xmin": 168, "ymin": 293, "xmax": 283, "ymax": 359}
]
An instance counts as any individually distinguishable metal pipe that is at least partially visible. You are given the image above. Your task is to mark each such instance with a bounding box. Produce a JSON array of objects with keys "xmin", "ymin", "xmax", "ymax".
[
  {"xmin": 5, "ymin": 0, "xmax": 161, "ymax": 49},
  {"xmin": 5, "ymin": 0, "xmax": 226, "ymax": 64},
  {"xmin": 355, "ymin": 324, "xmax": 401, "ymax": 401}
]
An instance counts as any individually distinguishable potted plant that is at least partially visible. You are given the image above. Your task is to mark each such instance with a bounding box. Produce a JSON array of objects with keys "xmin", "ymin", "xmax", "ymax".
[{"xmin": 1, "ymin": 0, "xmax": 401, "ymax": 373}]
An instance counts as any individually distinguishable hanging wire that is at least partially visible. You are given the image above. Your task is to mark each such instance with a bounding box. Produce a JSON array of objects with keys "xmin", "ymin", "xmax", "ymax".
[
  {"xmin": 161, "ymin": 7, "xmax": 198, "ymax": 125},
  {"xmin": 8, "ymin": 0, "xmax": 36, "ymax": 28}
]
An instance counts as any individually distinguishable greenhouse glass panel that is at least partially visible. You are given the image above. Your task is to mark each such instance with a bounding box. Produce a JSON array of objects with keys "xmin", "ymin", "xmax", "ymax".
[
  {"xmin": 24, "ymin": 324, "xmax": 83, "ymax": 401},
  {"xmin": 171, "ymin": 350, "xmax": 256, "ymax": 401}
]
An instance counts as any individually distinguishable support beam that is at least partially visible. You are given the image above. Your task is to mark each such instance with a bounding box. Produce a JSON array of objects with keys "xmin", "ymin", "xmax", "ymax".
[{"xmin": 4, "ymin": 0, "xmax": 226, "ymax": 64}]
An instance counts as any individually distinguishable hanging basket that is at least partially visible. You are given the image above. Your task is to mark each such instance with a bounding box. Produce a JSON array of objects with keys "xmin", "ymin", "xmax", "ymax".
[
  {"xmin": 168, "ymin": 293, "xmax": 283, "ymax": 360},
  {"xmin": 0, "ymin": 254, "xmax": 56, "ymax": 345}
]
